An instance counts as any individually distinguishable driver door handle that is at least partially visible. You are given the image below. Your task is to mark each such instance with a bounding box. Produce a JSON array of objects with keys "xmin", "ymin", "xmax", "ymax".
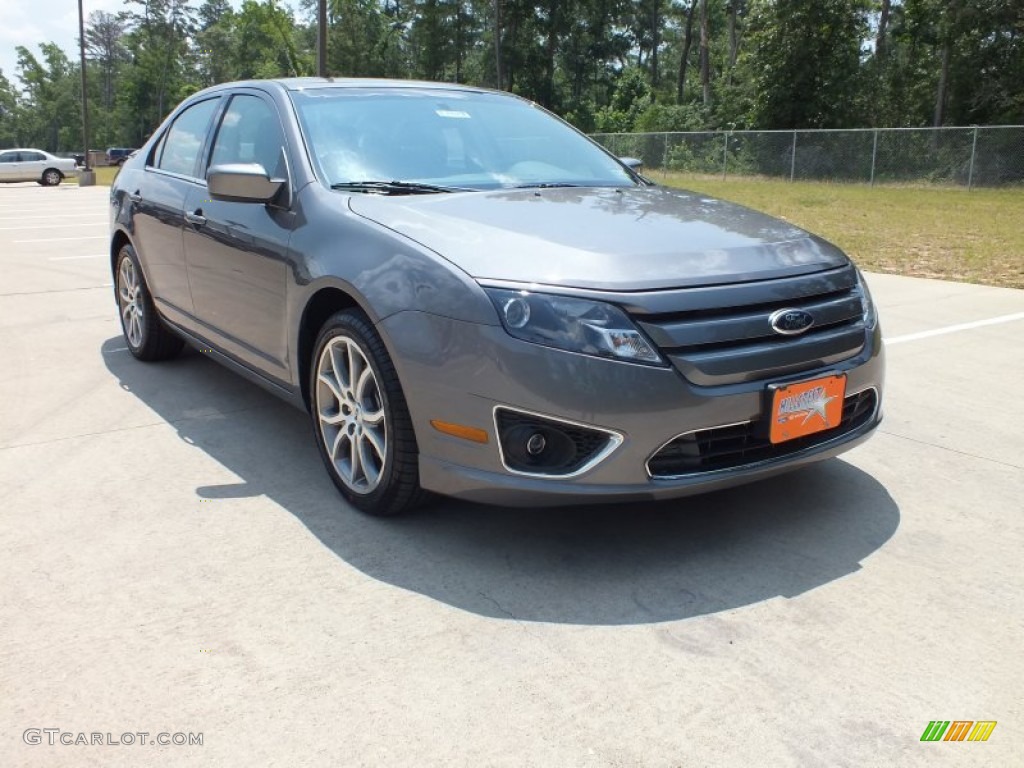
[{"xmin": 184, "ymin": 209, "xmax": 207, "ymax": 227}]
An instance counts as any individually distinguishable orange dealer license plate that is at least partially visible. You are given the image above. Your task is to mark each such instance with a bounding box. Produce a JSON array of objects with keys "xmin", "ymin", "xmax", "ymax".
[{"xmin": 768, "ymin": 374, "xmax": 846, "ymax": 444}]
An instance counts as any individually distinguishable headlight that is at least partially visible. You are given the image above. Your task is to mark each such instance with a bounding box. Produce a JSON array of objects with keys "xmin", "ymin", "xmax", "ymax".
[
  {"xmin": 856, "ymin": 269, "xmax": 877, "ymax": 330},
  {"xmin": 483, "ymin": 287, "xmax": 665, "ymax": 365}
]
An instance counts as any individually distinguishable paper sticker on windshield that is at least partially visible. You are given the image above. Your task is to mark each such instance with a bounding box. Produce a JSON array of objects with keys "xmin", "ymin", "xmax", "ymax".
[{"xmin": 436, "ymin": 110, "xmax": 471, "ymax": 119}]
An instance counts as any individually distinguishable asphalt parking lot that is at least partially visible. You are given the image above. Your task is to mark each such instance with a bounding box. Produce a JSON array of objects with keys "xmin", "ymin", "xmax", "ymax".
[{"xmin": 1, "ymin": 182, "xmax": 1022, "ymax": 767}]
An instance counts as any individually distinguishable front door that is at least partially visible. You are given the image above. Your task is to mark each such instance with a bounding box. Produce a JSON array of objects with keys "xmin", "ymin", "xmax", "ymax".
[
  {"xmin": 0, "ymin": 150, "xmax": 23, "ymax": 180},
  {"xmin": 183, "ymin": 92, "xmax": 294, "ymax": 382}
]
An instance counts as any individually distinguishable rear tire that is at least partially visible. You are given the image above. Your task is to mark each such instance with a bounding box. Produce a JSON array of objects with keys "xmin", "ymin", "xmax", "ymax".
[
  {"xmin": 310, "ymin": 309, "xmax": 424, "ymax": 517},
  {"xmin": 41, "ymin": 168, "xmax": 62, "ymax": 186},
  {"xmin": 115, "ymin": 244, "xmax": 184, "ymax": 362}
]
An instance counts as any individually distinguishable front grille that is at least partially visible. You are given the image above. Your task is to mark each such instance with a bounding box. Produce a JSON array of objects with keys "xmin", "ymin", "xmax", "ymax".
[
  {"xmin": 647, "ymin": 388, "xmax": 877, "ymax": 478},
  {"xmin": 633, "ymin": 266, "xmax": 868, "ymax": 385},
  {"xmin": 495, "ymin": 408, "xmax": 615, "ymax": 476}
]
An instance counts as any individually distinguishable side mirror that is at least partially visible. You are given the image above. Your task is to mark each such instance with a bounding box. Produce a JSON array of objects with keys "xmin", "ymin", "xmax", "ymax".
[
  {"xmin": 207, "ymin": 163, "xmax": 285, "ymax": 204},
  {"xmin": 620, "ymin": 157, "xmax": 644, "ymax": 172}
]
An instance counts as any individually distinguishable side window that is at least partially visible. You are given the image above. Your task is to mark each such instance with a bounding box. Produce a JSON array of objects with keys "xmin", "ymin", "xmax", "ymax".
[
  {"xmin": 0, "ymin": 151, "xmax": 16, "ymax": 163},
  {"xmin": 157, "ymin": 98, "xmax": 220, "ymax": 177},
  {"xmin": 26, "ymin": 151, "xmax": 45, "ymax": 161},
  {"xmin": 148, "ymin": 133, "xmax": 166, "ymax": 167},
  {"xmin": 209, "ymin": 94, "xmax": 286, "ymax": 178}
]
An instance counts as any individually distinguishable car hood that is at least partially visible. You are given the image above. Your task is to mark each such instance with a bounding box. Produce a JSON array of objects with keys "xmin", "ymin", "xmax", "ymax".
[{"xmin": 347, "ymin": 186, "xmax": 849, "ymax": 291}]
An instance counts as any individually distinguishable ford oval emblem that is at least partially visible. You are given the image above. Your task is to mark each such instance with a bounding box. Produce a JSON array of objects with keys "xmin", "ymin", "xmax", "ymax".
[{"xmin": 769, "ymin": 308, "xmax": 815, "ymax": 336}]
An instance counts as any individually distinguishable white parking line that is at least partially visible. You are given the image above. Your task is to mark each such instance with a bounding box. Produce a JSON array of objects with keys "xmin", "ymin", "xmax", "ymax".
[
  {"xmin": 0, "ymin": 209, "xmax": 103, "ymax": 214},
  {"xmin": 0, "ymin": 214, "xmax": 101, "ymax": 221},
  {"xmin": 885, "ymin": 312, "xmax": 1024, "ymax": 345},
  {"xmin": 48, "ymin": 254, "xmax": 106, "ymax": 261},
  {"xmin": 0, "ymin": 223, "xmax": 105, "ymax": 230},
  {"xmin": 14, "ymin": 236, "xmax": 106, "ymax": 243}
]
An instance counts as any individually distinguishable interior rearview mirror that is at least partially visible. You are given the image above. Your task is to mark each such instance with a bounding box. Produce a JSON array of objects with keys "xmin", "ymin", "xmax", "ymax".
[{"xmin": 207, "ymin": 163, "xmax": 285, "ymax": 204}]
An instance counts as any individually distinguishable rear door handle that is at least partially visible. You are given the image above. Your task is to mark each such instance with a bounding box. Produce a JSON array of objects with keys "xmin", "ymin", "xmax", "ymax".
[{"xmin": 184, "ymin": 210, "xmax": 207, "ymax": 227}]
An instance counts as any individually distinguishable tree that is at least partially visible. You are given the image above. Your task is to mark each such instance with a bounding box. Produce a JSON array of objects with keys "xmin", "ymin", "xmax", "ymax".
[
  {"xmin": 744, "ymin": 0, "xmax": 871, "ymax": 128},
  {"xmin": 0, "ymin": 70, "xmax": 20, "ymax": 147},
  {"xmin": 0, "ymin": 0, "xmax": 1020, "ymax": 150},
  {"xmin": 85, "ymin": 12, "xmax": 128, "ymax": 112},
  {"xmin": 559, "ymin": 0, "xmax": 630, "ymax": 107},
  {"xmin": 15, "ymin": 44, "xmax": 79, "ymax": 151},
  {"xmin": 699, "ymin": 0, "xmax": 711, "ymax": 105},
  {"xmin": 117, "ymin": 0, "xmax": 198, "ymax": 142},
  {"xmin": 231, "ymin": 0, "xmax": 304, "ymax": 79}
]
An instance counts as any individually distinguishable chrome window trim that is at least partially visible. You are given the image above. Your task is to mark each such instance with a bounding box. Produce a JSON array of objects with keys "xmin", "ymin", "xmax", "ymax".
[
  {"xmin": 148, "ymin": 95, "xmax": 224, "ymax": 180},
  {"xmin": 492, "ymin": 405, "xmax": 625, "ymax": 480}
]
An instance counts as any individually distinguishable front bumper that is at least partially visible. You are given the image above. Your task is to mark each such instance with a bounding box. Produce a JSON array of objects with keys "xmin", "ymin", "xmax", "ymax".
[{"xmin": 379, "ymin": 311, "xmax": 885, "ymax": 507}]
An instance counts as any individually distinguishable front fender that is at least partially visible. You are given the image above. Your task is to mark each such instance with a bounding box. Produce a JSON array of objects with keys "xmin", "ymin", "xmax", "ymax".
[{"xmin": 285, "ymin": 184, "xmax": 500, "ymax": 391}]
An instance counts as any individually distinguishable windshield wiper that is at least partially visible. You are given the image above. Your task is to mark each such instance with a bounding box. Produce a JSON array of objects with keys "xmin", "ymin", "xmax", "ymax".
[
  {"xmin": 330, "ymin": 180, "xmax": 471, "ymax": 195},
  {"xmin": 510, "ymin": 182, "xmax": 585, "ymax": 189}
]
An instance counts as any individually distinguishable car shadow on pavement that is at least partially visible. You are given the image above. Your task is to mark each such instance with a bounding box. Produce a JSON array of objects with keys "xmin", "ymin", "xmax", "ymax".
[{"xmin": 103, "ymin": 336, "xmax": 900, "ymax": 626}]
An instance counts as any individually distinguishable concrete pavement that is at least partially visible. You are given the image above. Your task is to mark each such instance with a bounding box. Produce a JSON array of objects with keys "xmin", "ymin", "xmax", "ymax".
[{"xmin": 1, "ymin": 183, "xmax": 1022, "ymax": 766}]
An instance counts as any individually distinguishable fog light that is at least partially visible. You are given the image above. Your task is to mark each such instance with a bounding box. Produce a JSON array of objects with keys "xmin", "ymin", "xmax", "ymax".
[
  {"xmin": 495, "ymin": 408, "xmax": 621, "ymax": 477},
  {"xmin": 502, "ymin": 424, "xmax": 575, "ymax": 470}
]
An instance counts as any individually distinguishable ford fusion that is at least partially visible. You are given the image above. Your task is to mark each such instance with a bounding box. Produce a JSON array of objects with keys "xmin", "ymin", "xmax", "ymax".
[{"xmin": 109, "ymin": 78, "xmax": 883, "ymax": 516}]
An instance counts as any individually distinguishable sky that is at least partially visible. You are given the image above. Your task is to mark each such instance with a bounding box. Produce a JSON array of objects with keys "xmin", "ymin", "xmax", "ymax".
[
  {"xmin": 1, "ymin": 0, "xmax": 122, "ymax": 80},
  {"xmin": 0, "ymin": 0, "xmax": 244, "ymax": 84}
]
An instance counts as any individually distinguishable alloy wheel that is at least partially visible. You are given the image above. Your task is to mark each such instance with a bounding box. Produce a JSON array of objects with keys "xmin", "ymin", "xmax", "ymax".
[
  {"xmin": 44, "ymin": 170, "xmax": 61, "ymax": 185},
  {"xmin": 117, "ymin": 257, "xmax": 144, "ymax": 348},
  {"xmin": 315, "ymin": 336, "xmax": 387, "ymax": 494}
]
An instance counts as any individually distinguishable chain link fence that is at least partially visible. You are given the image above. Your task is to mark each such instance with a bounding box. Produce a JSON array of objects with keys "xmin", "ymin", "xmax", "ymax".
[{"xmin": 591, "ymin": 126, "xmax": 1024, "ymax": 188}]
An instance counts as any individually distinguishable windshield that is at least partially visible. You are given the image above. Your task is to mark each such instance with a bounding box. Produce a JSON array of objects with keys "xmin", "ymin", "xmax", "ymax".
[{"xmin": 290, "ymin": 87, "xmax": 636, "ymax": 191}]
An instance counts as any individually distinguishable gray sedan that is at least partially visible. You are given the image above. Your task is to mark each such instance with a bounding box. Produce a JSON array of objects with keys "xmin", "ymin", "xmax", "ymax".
[{"xmin": 109, "ymin": 78, "xmax": 884, "ymax": 516}]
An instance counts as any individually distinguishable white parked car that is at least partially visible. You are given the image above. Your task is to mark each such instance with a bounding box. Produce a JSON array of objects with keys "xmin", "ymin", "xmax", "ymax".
[{"xmin": 0, "ymin": 148, "xmax": 79, "ymax": 186}]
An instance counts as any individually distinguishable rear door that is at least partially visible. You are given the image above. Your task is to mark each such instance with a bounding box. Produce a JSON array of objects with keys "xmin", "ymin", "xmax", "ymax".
[
  {"xmin": 182, "ymin": 90, "xmax": 294, "ymax": 381},
  {"xmin": 130, "ymin": 97, "xmax": 222, "ymax": 322}
]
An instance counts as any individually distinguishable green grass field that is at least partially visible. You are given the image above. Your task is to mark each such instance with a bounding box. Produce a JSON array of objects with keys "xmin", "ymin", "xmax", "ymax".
[
  {"xmin": 80, "ymin": 167, "xmax": 1024, "ymax": 289},
  {"xmin": 83, "ymin": 166, "xmax": 120, "ymax": 186},
  {"xmin": 656, "ymin": 173, "xmax": 1024, "ymax": 289}
]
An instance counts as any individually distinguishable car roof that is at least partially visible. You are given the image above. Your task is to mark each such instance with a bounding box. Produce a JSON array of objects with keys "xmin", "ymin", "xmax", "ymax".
[
  {"xmin": 280, "ymin": 77, "xmax": 494, "ymax": 93},
  {"xmin": 191, "ymin": 77, "xmax": 504, "ymax": 99},
  {"xmin": 4, "ymin": 148, "xmax": 51, "ymax": 153}
]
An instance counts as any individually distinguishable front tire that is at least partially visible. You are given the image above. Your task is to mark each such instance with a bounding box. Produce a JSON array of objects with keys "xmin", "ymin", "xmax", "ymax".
[
  {"xmin": 115, "ymin": 244, "xmax": 183, "ymax": 361},
  {"xmin": 41, "ymin": 168, "xmax": 62, "ymax": 186},
  {"xmin": 310, "ymin": 310, "xmax": 423, "ymax": 517}
]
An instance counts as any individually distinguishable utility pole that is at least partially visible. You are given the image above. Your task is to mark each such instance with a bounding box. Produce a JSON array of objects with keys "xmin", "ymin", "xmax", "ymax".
[
  {"xmin": 317, "ymin": 0, "xmax": 327, "ymax": 77},
  {"xmin": 77, "ymin": 0, "xmax": 95, "ymax": 186}
]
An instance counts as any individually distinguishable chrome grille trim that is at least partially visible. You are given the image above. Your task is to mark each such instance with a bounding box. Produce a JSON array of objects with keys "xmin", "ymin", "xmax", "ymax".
[
  {"xmin": 637, "ymin": 292, "xmax": 863, "ymax": 349},
  {"xmin": 645, "ymin": 386, "xmax": 880, "ymax": 480},
  {"xmin": 631, "ymin": 266, "xmax": 868, "ymax": 386}
]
